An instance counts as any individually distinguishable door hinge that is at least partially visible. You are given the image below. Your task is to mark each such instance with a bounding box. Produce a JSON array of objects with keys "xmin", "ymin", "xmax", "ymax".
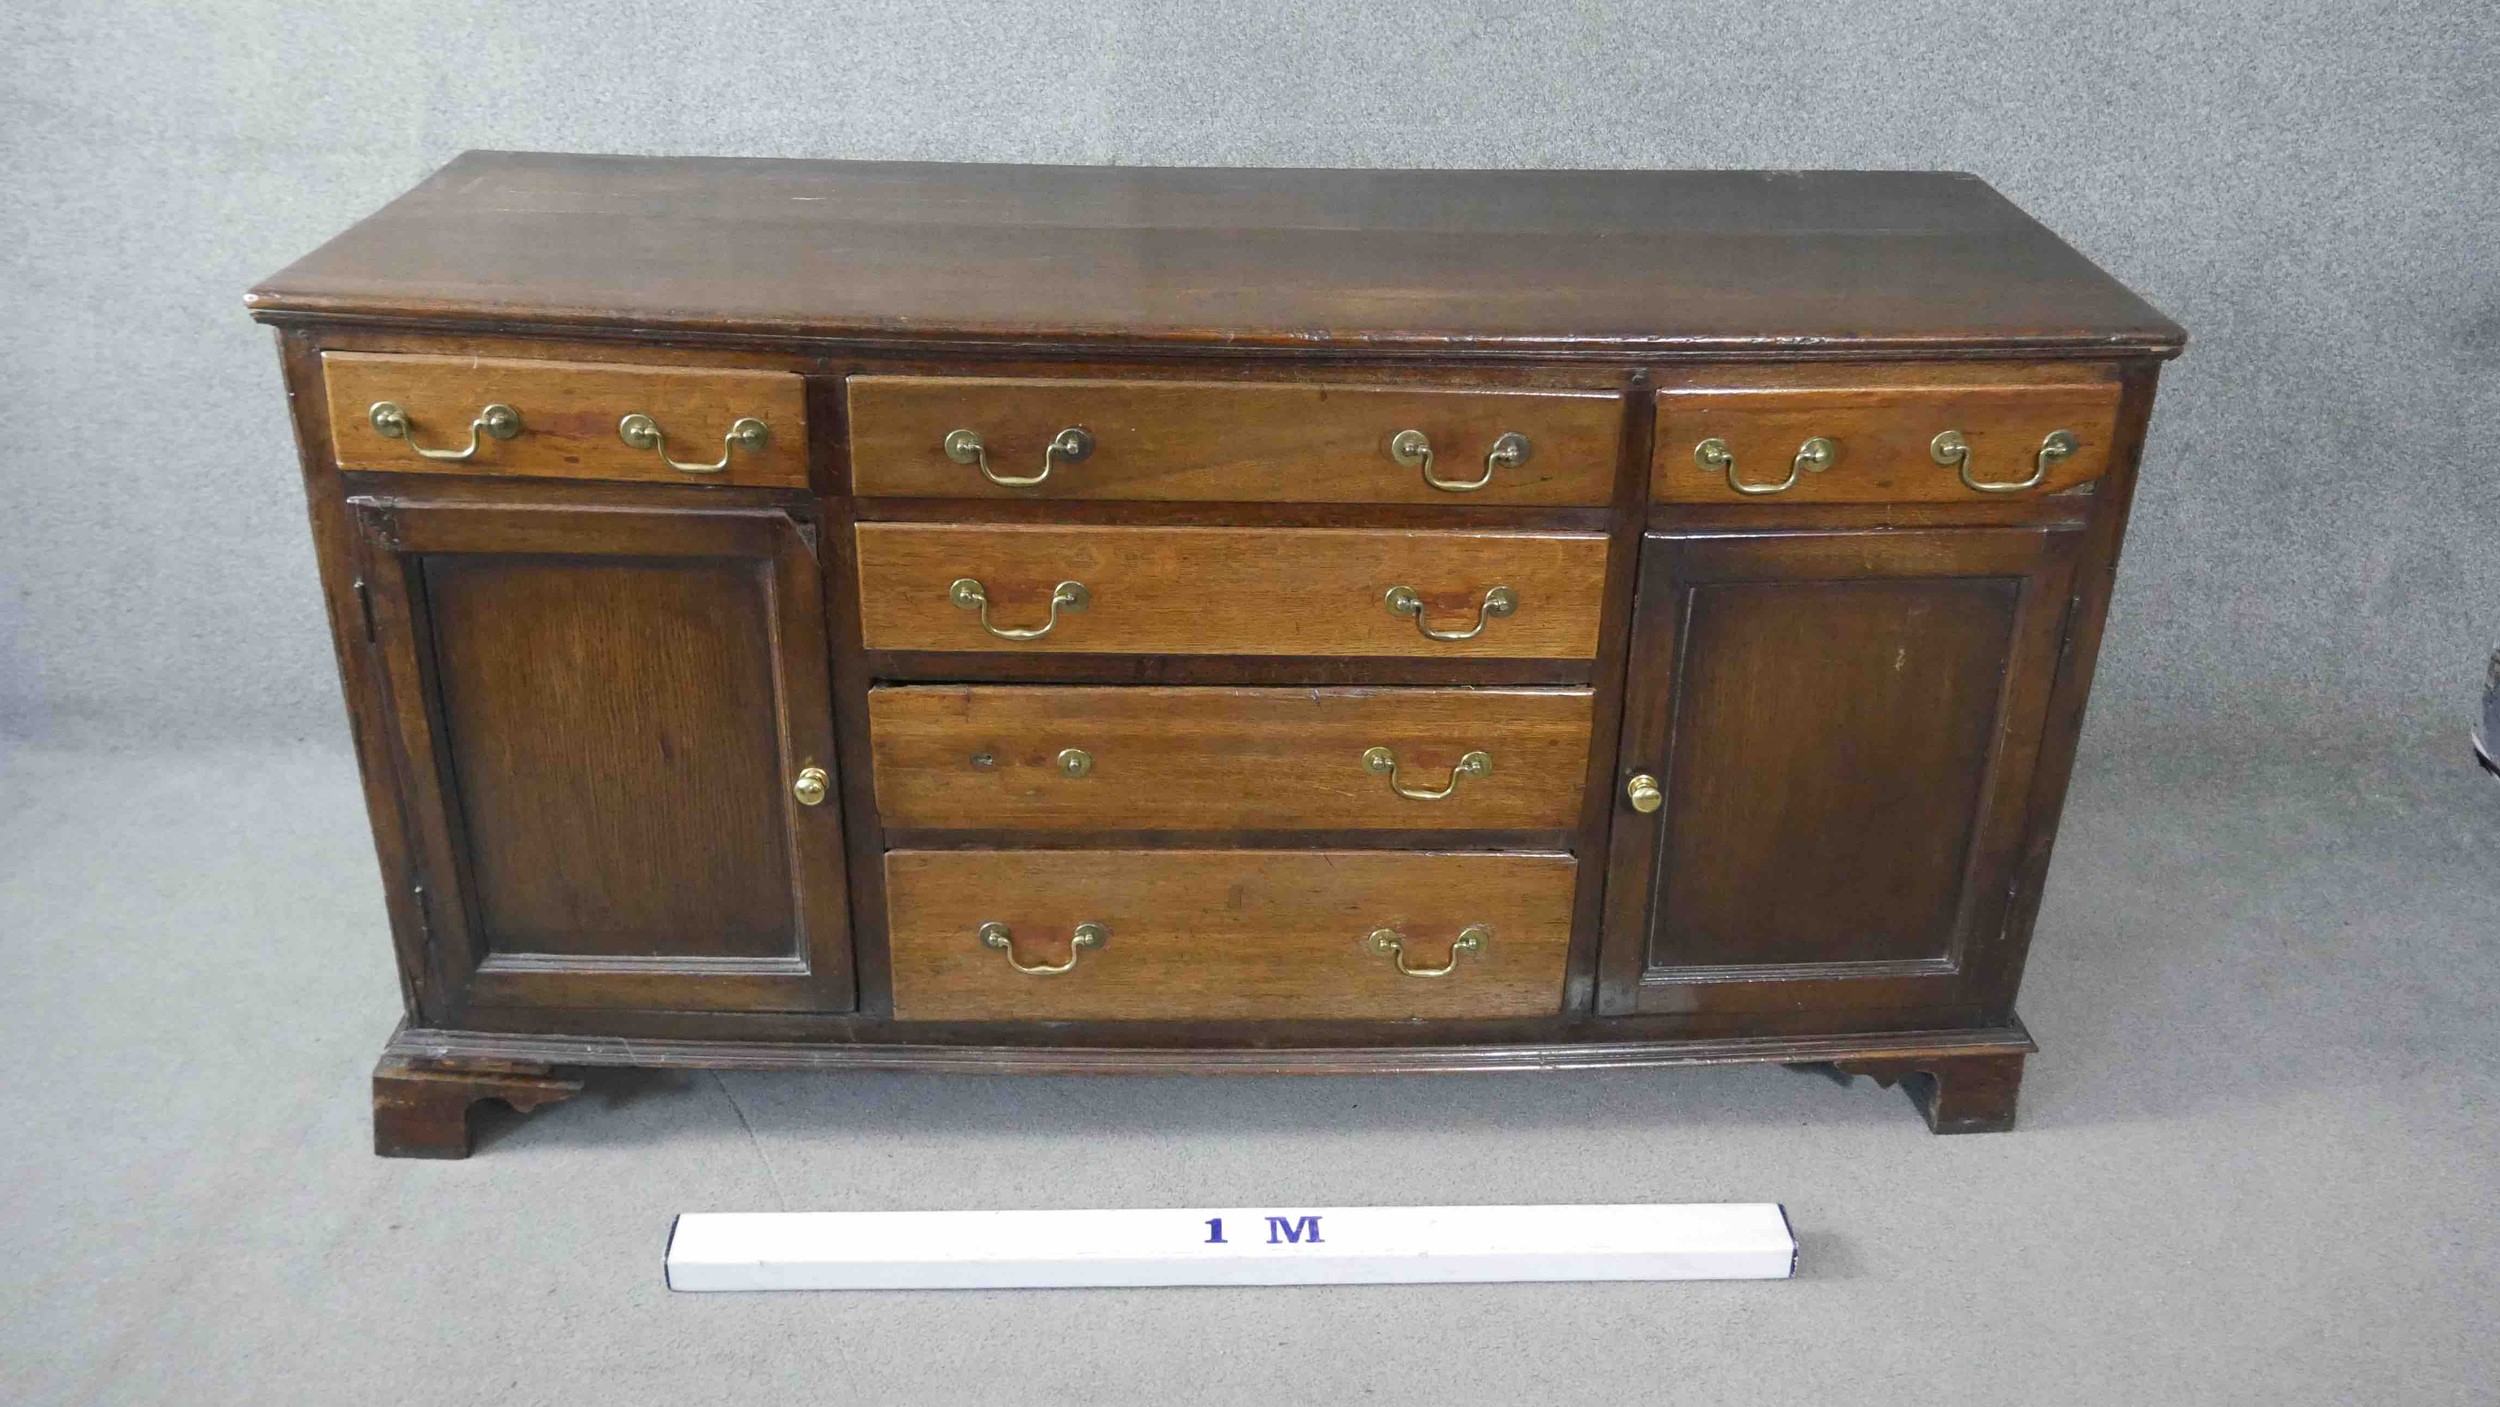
[
  {"xmin": 353, "ymin": 576, "xmax": 378, "ymax": 644},
  {"xmin": 407, "ymin": 879, "xmax": 457, "ymax": 1020}
]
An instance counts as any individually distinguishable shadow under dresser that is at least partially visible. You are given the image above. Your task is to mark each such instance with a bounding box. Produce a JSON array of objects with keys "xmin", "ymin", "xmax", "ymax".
[{"xmin": 246, "ymin": 153, "xmax": 2183, "ymax": 1156}]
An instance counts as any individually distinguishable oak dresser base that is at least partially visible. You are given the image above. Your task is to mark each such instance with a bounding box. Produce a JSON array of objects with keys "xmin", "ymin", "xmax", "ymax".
[
  {"xmin": 374, "ymin": 1019, "xmax": 2033, "ymax": 1157},
  {"xmin": 371, "ymin": 1055, "xmax": 586, "ymax": 1159},
  {"xmin": 252, "ymin": 155, "xmax": 2176, "ymax": 1158}
]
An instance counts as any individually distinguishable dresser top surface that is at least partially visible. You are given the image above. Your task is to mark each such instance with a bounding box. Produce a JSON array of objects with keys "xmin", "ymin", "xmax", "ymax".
[{"xmin": 248, "ymin": 151, "xmax": 2183, "ymax": 359}]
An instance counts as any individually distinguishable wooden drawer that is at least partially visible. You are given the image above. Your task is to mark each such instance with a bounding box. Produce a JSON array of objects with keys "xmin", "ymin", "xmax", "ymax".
[
  {"xmin": 324, "ymin": 353, "xmax": 809, "ymax": 486},
  {"xmin": 849, "ymin": 376, "xmax": 1619, "ymax": 503},
  {"xmin": 1652, "ymin": 364, "xmax": 2123, "ymax": 503},
  {"xmin": 853, "ymin": 524, "xmax": 1608, "ymax": 658},
  {"xmin": 885, "ymin": 850, "xmax": 1575, "ymax": 1020},
  {"xmin": 869, "ymin": 686, "xmax": 1593, "ymax": 831}
]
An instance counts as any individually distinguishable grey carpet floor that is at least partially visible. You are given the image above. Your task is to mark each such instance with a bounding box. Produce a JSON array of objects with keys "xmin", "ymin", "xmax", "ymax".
[{"xmin": 2, "ymin": 726, "xmax": 2493, "ymax": 1406}]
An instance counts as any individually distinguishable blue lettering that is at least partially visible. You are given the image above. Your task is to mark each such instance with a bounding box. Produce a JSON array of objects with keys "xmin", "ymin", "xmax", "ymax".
[{"xmin": 1266, "ymin": 1214, "xmax": 1323, "ymax": 1245}]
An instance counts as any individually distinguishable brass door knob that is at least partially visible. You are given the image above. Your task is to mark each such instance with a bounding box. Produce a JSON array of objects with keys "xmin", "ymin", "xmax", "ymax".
[
  {"xmin": 792, "ymin": 766, "xmax": 830, "ymax": 806},
  {"xmin": 1625, "ymin": 773, "xmax": 1662, "ymax": 813}
]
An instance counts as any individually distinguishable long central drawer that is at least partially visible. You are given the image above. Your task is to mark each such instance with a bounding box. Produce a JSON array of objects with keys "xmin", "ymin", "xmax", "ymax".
[
  {"xmin": 848, "ymin": 375, "xmax": 1621, "ymax": 504},
  {"xmin": 853, "ymin": 524, "xmax": 1609, "ymax": 657},
  {"xmin": 869, "ymin": 685, "xmax": 1593, "ymax": 830},
  {"xmin": 884, "ymin": 850, "xmax": 1576, "ymax": 1021}
]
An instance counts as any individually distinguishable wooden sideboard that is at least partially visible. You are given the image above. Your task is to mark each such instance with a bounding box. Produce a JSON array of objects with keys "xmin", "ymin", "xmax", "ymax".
[{"xmin": 248, "ymin": 153, "xmax": 2182, "ymax": 1156}]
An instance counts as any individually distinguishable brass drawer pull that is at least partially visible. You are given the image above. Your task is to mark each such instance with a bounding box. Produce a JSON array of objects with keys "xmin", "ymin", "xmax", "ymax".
[
  {"xmin": 1362, "ymin": 746, "xmax": 1491, "ymax": 800},
  {"xmin": 945, "ymin": 426, "xmax": 1094, "ymax": 488},
  {"xmin": 617, "ymin": 413, "xmax": 771, "ymax": 474},
  {"xmin": 1389, "ymin": 429, "xmax": 1531, "ymax": 493},
  {"xmin": 1625, "ymin": 772, "xmax": 1663, "ymax": 813},
  {"xmin": 950, "ymin": 577, "xmax": 1089, "ymax": 640},
  {"xmin": 1695, "ymin": 435, "xmax": 1833, "ymax": 496},
  {"xmin": 791, "ymin": 766, "xmax": 830, "ymax": 806},
  {"xmin": 368, "ymin": 401, "xmax": 521, "ymax": 462},
  {"xmin": 979, "ymin": 920, "xmax": 1107, "ymax": 975},
  {"xmin": 1932, "ymin": 428, "xmax": 2075, "ymax": 494},
  {"xmin": 1365, "ymin": 924, "xmax": 1488, "ymax": 978},
  {"xmin": 1384, "ymin": 584, "xmax": 1517, "ymax": 641}
]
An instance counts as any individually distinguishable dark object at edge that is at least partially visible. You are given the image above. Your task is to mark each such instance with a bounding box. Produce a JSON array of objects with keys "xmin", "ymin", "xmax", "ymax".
[{"xmin": 2479, "ymin": 646, "xmax": 2499, "ymax": 777}]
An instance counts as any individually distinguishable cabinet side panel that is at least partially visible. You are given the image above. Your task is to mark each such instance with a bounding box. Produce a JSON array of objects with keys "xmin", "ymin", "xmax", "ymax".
[
  {"xmin": 1970, "ymin": 360, "xmax": 2166, "ymax": 1010},
  {"xmin": 275, "ymin": 330, "xmax": 443, "ymax": 1020}
]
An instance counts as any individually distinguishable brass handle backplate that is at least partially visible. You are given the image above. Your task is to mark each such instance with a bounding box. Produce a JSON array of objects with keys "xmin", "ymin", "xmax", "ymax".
[
  {"xmin": 1366, "ymin": 924, "xmax": 1489, "ymax": 978},
  {"xmin": 1384, "ymin": 585, "xmax": 1517, "ymax": 642},
  {"xmin": 979, "ymin": 920, "xmax": 1107, "ymax": 976},
  {"xmin": 1696, "ymin": 435, "xmax": 1833, "ymax": 496},
  {"xmin": 945, "ymin": 427, "xmax": 1093, "ymax": 488},
  {"xmin": 618, "ymin": 413, "xmax": 771, "ymax": 475},
  {"xmin": 950, "ymin": 577, "xmax": 1089, "ymax": 640},
  {"xmin": 369, "ymin": 401, "xmax": 521, "ymax": 462},
  {"xmin": 1932, "ymin": 428, "xmax": 2075, "ymax": 494},
  {"xmin": 792, "ymin": 766, "xmax": 830, "ymax": 806},
  {"xmin": 1389, "ymin": 429, "xmax": 1531, "ymax": 493},
  {"xmin": 1625, "ymin": 773, "xmax": 1663, "ymax": 813},
  {"xmin": 1363, "ymin": 746, "xmax": 1491, "ymax": 800}
]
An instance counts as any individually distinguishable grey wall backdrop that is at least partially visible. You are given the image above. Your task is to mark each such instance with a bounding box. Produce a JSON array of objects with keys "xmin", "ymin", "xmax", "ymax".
[
  {"xmin": 6, "ymin": 8, "xmax": 2498, "ymax": 1404},
  {"xmin": 2, "ymin": 0, "xmax": 2494, "ymax": 754}
]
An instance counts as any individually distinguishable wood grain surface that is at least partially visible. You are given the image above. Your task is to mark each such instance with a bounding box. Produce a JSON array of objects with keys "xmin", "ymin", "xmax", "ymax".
[
  {"xmin": 1653, "ymin": 362, "xmax": 2123, "ymax": 503},
  {"xmin": 1598, "ymin": 526, "xmax": 2081, "ymax": 1016},
  {"xmin": 849, "ymin": 376, "xmax": 1620, "ymax": 503},
  {"xmin": 247, "ymin": 158, "xmax": 2185, "ymax": 1146},
  {"xmin": 324, "ymin": 352, "xmax": 808, "ymax": 486},
  {"xmin": 420, "ymin": 552, "xmax": 797, "ymax": 960},
  {"xmin": 868, "ymin": 685, "xmax": 1593, "ymax": 829},
  {"xmin": 885, "ymin": 850, "xmax": 1576, "ymax": 1020},
  {"xmin": 251, "ymin": 154, "xmax": 2186, "ymax": 360},
  {"xmin": 351, "ymin": 498, "xmax": 853, "ymax": 1014},
  {"xmin": 853, "ymin": 523, "xmax": 1609, "ymax": 657}
]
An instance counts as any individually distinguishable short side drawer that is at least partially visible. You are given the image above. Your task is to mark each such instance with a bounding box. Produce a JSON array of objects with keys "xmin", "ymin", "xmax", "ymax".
[
  {"xmin": 324, "ymin": 353, "xmax": 809, "ymax": 486},
  {"xmin": 869, "ymin": 685, "xmax": 1593, "ymax": 830},
  {"xmin": 1653, "ymin": 363, "xmax": 2124, "ymax": 504},
  {"xmin": 885, "ymin": 849, "xmax": 1575, "ymax": 1020},
  {"xmin": 850, "ymin": 376, "xmax": 1620, "ymax": 503},
  {"xmin": 853, "ymin": 524, "xmax": 1608, "ymax": 658}
]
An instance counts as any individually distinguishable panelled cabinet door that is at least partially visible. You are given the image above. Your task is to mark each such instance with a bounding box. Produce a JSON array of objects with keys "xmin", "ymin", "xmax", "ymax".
[
  {"xmin": 1598, "ymin": 527, "xmax": 2082, "ymax": 1021},
  {"xmin": 353, "ymin": 499, "xmax": 854, "ymax": 1016}
]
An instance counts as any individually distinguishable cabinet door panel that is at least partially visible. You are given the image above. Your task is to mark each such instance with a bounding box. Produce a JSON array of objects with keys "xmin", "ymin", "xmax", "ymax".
[
  {"xmin": 1598, "ymin": 527, "xmax": 2080, "ymax": 1018},
  {"xmin": 423, "ymin": 555, "xmax": 794, "ymax": 959},
  {"xmin": 356, "ymin": 498, "xmax": 853, "ymax": 1015}
]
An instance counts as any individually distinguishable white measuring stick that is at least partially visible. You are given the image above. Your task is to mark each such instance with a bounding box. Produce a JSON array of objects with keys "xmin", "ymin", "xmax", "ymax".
[{"xmin": 666, "ymin": 1203, "xmax": 1795, "ymax": 1290}]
